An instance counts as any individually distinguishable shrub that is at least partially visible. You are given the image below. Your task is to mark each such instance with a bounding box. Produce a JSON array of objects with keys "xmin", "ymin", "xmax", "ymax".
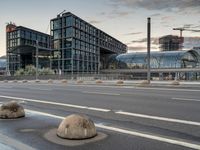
[
  {"xmin": 39, "ymin": 68, "xmax": 55, "ymax": 75},
  {"xmin": 14, "ymin": 65, "xmax": 55, "ymax": 76},
  {"xmin": 14, "ymin": 68, "xmax": 25, "ymax": 76}
]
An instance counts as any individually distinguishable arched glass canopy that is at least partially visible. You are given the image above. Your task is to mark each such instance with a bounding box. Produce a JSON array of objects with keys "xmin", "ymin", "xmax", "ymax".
[{"xmin": 107, "ymin": 50, "xmax": 200, "ymax": 69}]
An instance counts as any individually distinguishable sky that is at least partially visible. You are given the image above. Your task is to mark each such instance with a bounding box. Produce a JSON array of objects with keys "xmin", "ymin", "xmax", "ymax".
[{"xmin": 0, "ymin": 0, "xmax": 200, "ymax": 56}]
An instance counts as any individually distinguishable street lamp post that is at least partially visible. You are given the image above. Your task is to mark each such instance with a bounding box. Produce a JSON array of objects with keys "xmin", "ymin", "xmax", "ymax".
[
  {"xmin": 36, "ymin": 40, "xmax": 39, "ymax": 80},
  {"xmin": 147, "ymin": 17, "xmax": 151, "ymax": 84}
]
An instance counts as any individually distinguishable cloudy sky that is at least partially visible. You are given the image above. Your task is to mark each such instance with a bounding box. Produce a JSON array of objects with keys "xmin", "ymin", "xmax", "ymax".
[{"xmin": 0, "ymin": 0, "xmax": 200, "ymax": 56}]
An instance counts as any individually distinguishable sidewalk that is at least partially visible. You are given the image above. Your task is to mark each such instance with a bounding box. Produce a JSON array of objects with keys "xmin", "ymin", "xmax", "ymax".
[{"xmin": 1, "ymin": 79, "xmax": 200, "ymax": 88}]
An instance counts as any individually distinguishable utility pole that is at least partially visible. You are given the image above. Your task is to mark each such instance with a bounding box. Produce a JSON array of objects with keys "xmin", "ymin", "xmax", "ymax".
[
  {"xmin": 36, "ymin": 40, "xmax": 39, "ymax": 80},
  {"xmin": 147, "ymin": 17, "xmax": 151, "ymax": 84}
]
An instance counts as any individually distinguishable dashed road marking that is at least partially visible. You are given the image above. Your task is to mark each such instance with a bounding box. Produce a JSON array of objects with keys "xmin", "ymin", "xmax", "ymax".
[
  {"xmin": 172, "ymin": 97, "xmax": 200, "ymax": 102},
  {"xmin": 116, "ymin": 111, "xmax": 200, "ymax": 126},
  {"xmin": 82, "ymin": 91, "xmax": 120, "ymax": 96},
  {"xmin": 0, "ymin": 95, "xmax": 199, "ymax": 126},
  {"xmin": 0, "ymin": 95, "xmax": 110, "ymax": 112}
]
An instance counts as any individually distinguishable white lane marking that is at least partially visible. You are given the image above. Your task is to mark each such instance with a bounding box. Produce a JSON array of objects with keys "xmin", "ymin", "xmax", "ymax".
[
  {"xmin": 38, "ymin": 83, "xmax": 200, "ymax": 93},
  {"xmin": 116, "ymin": 111, "xmax": 200, "ymax": 127},
  {"xmin": 87, "ymin": 107, "xmax": 110, "ymax": 112},
  {"xmin": 26, "ymin": 109, "xmax": 200, "ymax": 150},
  {"xmin": 82, "ymin": 91, "xmax": 120, "ymax": 96},
  {"xmin": 172, "ymin": 97, "xmax": 200, "ymax": 102},
  {"xmin": 136, "ymin": 87, "xmax": 200, "ymax": 92},
  {"xmin": 28, "ymin": 88, "xmax": 52, "ymax": 91},
  {"xmin": 0, "ymin": 95, "xmax": 110, "ymax": 112}
]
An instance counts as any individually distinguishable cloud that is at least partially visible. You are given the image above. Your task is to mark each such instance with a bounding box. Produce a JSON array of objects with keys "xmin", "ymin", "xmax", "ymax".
[
  {"xmin": 128, "ymin": 46, "xmax": 158, "ymax": 51},
  {"xmin": 183, "ymin": 36, "xmax": 200, "ymax": 49},
  {"xmin": 124, "ymin": 32, "xmax": 142, "ymax": 36},
  {"xmin": 131, "ymin": 37, "xmax": 159, "ymax": 45},
  {"xmin": 183, "ymin": 24, "xmax": 194, "ymax": 28},
  {"xmin": 161, "ymin": 16, "xmax": 174, "ymax": 21},
  {"xmin": 131, "ymin": 38, "xmax": 147, "ymax": 43},
  {"xmin": 111, "ymin": 0, "xmax": 200, "ymax": 12},
  {"xmin": 128, "ymin": 46, "xmax": 147, "ymax": 51},
  {"xmin": 129, "ymin": 36, "xmax": 200, "ymax": 52},
  {"xmin": 193, "ymin": 25, "xmax": 200, "ymax": 28},
  {"xmin": 100, "ymin": 10, "xmax": 131, "ymax": 19},
  {"xmin": 88, "ymin": 20, "xmax": 102, "ymax": 24},
  {"xmin": 151, "ymin": 13, "xmax": 161, "ymax": 17},
  {"xmin": 99, "ymin": 3, "xmax": 133, "ymax": 19}
]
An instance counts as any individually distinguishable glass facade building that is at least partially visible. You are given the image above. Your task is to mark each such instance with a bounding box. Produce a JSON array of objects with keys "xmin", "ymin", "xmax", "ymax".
[
  {"xmin": 50, "ymin": 12, "xmax": 127, "ymax": 74},
  {"xmin": 6, "ymin": 24, "xmax": 51, "ymax": 75},
  {"xmin": 107, "ymin": 50, "xmax": 200, "ymax": 69},
  {"xmin": 0, "ymin": 59, "xmax": 6, "ymax": 75}
]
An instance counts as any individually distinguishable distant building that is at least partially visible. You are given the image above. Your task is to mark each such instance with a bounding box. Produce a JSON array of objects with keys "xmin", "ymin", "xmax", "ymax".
[
  {"xmin": 50, "ymin": 12, "xmax": 127, "ymax": 74},
  {"xmin": 0, "ymin": 58, "xmax": 6, "ymax": 75},
  {"xmin": 6, "ymin": 23, "xmax": 51, "ymax": 75},
  {"xmin": 159, "ymin": 35, "xmax": 184, "ymax": 51}
]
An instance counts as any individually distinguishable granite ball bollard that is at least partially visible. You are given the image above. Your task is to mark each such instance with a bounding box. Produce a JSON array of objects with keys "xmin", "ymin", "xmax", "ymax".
[
  {"xmin": 61, "ymin": 79, "xmax": 68, "ymax": 84},
  {"xmin": 48, "ymin": 79, "xmax": 53, "ymax": 84},
  {"xmin": 77, "ymin": 80, "xmax": 84, "ymax": 84},
  {"xmin": 35, "ymin": 80, "xmax": 40, "ymax": 83},
  {"xmin": 116, "ymin": 80, "xmax": 124, "ymax": 85},
  {"xmin": 0, "ymin": 101, "xmax": 25, "ymax": 119},
  {"xmin": 4, "ymin": 80, "xmax": 8, "ymax": 83},
  {"xmin": 171, "ymin": 80, "xmax": 180, "ymax": 85},
  {"xmin": 138, "ymin": 80, "xmax": 150, "ymax": 87},
  {"xmin": 57, "ymin": 114, "xmax": 97, "ymax": 140},
  {"xmin": 96, "ymin": 80, "xmax": 103, "ymax": 84},
  {"xmin": 22, "ymin": 80, "xmax": 28, "ymax": 83}
]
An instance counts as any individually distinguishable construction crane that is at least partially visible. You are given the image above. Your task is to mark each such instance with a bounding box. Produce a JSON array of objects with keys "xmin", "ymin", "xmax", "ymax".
[
  {"xmin": 173, "ymin": 27, "xmax": 200, "ymax": 50},
  {"xmin": 173, "ymin": 27, "xmax": 200, "ymax": 38}
]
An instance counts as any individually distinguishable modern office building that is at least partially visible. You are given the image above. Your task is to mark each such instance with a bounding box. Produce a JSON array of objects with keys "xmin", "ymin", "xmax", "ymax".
[
  {"xmin": 6, "ymin": 23, "xmax": 51, "ymax": 75},
  {"xmin": 159, "ymin": 35, "xmax": 184, "ymax": 51},
  {"xmin": 50, "ymin": 12, "xmax": 127, "ymax": 74}
]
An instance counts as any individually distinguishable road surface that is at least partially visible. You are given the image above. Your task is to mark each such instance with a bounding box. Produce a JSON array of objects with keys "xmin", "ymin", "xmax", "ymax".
[{"xmin": 0, "ymin": 82, "xmax": 200, "ymax": 150}]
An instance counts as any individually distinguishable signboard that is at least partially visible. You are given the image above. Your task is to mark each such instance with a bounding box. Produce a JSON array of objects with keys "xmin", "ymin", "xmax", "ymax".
[{"xmin": 6, "ymin": 24, "xmax": 16, "ymax": 33}]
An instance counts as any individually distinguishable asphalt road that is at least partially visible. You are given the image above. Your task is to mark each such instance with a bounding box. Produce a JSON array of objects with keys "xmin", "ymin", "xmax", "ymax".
[{"xmin": 0, "ymin": 82, "xmax": 200, "ymax": 150}]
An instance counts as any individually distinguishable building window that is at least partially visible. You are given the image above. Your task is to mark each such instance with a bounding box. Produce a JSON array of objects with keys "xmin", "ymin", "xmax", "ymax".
[
  {"xmin": 66, "ymin": 16, "xmax": 74, "ymax": 27},
  {"xmin": 53, "ymin": 30, "xmax": 61, "ymax": 40},
  {"xmin": 75, "ymin": 40, "xmax": 80, "ymax": 49},
  {"xmin": 75, "ymin": 29, "xmax": 80, "ymax": 39},
  {"xmin": 53, "ymin": 19, "xmax": 61, "ymax": 29},
  {"xmin": 75, "ymin": 19, "xmax": 80, "ymax": 28},
  {"xmin": 53, "ymin": 51, "xmax": 61, "ymax": 59},
  {"xmin": 25, "ymin": 31, "xmax": 31, "ymax": 39},
  {"xmin": 80, "ymin": 31, "xmax": 85, "ymax": 40},
  {"xmin": 65, "ymin": 27, "xmax": 74, "ymax": 38},
  {"xmin": 65, "ymin": 38, "xmax": 72, "ymax": 48},
  {"xmin": 54, "ymin": 40, "xmax": 60, "ymax": 49}
]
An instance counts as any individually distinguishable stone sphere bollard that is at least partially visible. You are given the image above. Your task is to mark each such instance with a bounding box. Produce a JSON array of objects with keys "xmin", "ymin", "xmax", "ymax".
[
  {"xmin": 96, "ymin": 80, "xmax": 103, "ymax": 84},
  {"xmin": 61, "ymin": 79, "xmax": 68, "ymax": 84},
  {"xmin": 48, "ymin": 79, "xmax": 53, "ymax": 84},
  {"xmin": 116, "ymin": 80, "xmax": 124, "ymax": 85},
  {"xmin": 0, "ymin": 101, "xmax": 25, "ymax": 119},
  {"xmin": 171, "ymin": 80, "xmax": 180, "ymax": 85},
  {"xmin": 77, "ymin": 80, "xmax": 84, "ymax": 84},
  {"xmin": 57, "ymin": 114, "xmax": 97, "ymax": 140}
]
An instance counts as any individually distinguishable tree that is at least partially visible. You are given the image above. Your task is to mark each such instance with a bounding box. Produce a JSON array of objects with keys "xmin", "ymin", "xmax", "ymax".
[{"xmin": 14, "ymin": 65, "xmax": 55, "ymax": 76}]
